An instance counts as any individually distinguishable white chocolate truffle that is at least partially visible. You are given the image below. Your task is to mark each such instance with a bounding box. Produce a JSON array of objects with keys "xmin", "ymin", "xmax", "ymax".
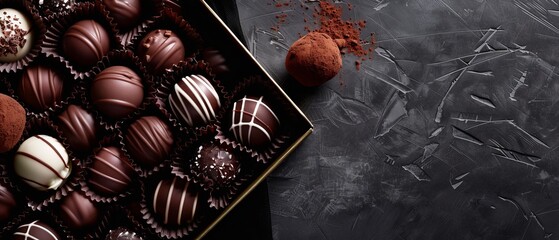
[
  {"xmin": 14, "ymin": 135, "xmax": 71, "ymax": 191},
  {"xmin": 0, "ymin": 8, "xmax": 34, "ymax": 62}
]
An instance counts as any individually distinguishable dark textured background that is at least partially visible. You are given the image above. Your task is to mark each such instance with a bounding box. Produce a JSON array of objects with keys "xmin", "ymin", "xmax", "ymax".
[{"xmin": 234, "ymin": 0, "xmax": 559, "ymax": 239}]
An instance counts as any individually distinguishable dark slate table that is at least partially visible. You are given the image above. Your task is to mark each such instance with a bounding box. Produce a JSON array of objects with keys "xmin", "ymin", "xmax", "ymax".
[{"xmin": 212, "ymin": 0, "xmax": 559, "ymax": 239}]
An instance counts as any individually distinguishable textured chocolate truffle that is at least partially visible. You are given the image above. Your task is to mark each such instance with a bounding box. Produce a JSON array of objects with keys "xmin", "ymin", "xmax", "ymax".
[
  {"xmin": 14, "ymin": 135, "xmax": 71, "ymax": 191},
  {"xmin": 57, "ymin": 105, "xmax": 97, "ymax": 153},
  {"xmin": 13, "ymin": 220, "xmax": 60, "ymax": 240},
  {"xmin": 0, "ymin": 184, "xmax": 15, "ymax": 222},
  {"xmin": 106, "ymin": 227, "xmax": 143, "ymax": 240},
  {"xmin": 18, "ymin": 65, "xmax": 64, "ymax": 111},
  {"xmin": 31, "ymin": 0, "xmax": 75, "ymax": 16},
  {"xmin": 230, "ymin": 96, "xmax": 280, "ymax": 148},
  {"xmin": 88, "ymin": 146, "xmax": 134, "ymax": 195},
  {"xmin": 285, "ymin": 32, "xmax": 342, "ymax": 87},
  {"xmin": 193, "ymin": 143, "xmax": 239, "ymax": 189},
  {"xmin": 137, "ymin": 29, "xmax": 184, "ymax": 74},
  {"xmin": 91, "ymin": 66, "xmax": 144, "ymax": 119},
  {"xmin": 60, "ymin": 191, "xmax": 98, "ymax": 229},
  {"xmin": 169, "ymin": 74, "xmax": 220, "ymax": 127},
  {"xmin": 0, "ymin": 93, "xmax": 25, "ymax": 153},
  {"xmin": 152, "ymin": 177, "xmax": 199, "ymax": 226},
  {"xmin": 125, "ymin": 116, "xmax": 173, "ymax": 167},
  {"xmin": 0, "ymin": 8, "xmax": 34, "ymax": 62},
  {"xmin": 103, "ymin": 0, "xmax": 141, "ymax": 30},
  {"xmin": 63, "ymin": 20, "xmax": 110, "ymax": 68}
]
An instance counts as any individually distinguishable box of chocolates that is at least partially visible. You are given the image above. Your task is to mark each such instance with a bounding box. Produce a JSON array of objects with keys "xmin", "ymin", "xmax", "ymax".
[{"xmin": 0, "ymin": 0, "xmax": 313, "ymax": 239}]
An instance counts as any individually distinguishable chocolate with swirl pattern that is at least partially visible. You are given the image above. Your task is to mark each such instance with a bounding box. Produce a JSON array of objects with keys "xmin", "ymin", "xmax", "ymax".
[
  {"xmin": 57, "ymin": 105, "xmax": 98, "ymax": 153},
  {"xmin": 18, "ymin": 65, "xmax": 63, "ymax": 111},
  {"xmin": 124, "ymin": 116, "xmax": 173, "ymax": 167}
]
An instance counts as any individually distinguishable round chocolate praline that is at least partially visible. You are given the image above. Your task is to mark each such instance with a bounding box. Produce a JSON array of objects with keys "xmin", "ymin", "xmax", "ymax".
[
  {"xmin": 169, "ymin": 74, "xmax": 221, "ymax": 127},
  {"xmin": 106, "ymin": 227, "xmax": 143, "ymax": 240},
  {"xmin": 230, "ymin": 96, "xmax": 280, "ymax": 148},
  {"xmin": 0, "ymin": 93, "xmax": 26, "ymax": 153},
  {"xmin": 63, "ymin": 20, "xmax": 110, "ymax": 68},
  {"xmin": 103, "ymin": 0, "xmax": 142, "ymax": 30},
  {"xmin": 59, "ymin": 191, "xmax": 99, "ymax": 229},
  {"xmin": 0, "ymin": 8, "xmax": 34, "ymax": 62},
  {"xmin": 14, "ymin": 135, "xmax": 71, "ymax": 191},
  {"xmin": 18, "ymin": 65, "xmax": 63, "ymax": 111},
  {"xmin": 13, "ymin": 220, "xmax": 60, "ymax": 240},
  {"xmin": 0, "ymin": 184, "xmax": 16, "ymax": 222},
  {"xmin": 91, "ymin": 66, "xmax": 144, "ymax": 119},
  {"xmin": 193, "ymin": 143, "xmax": 239, "ymax": 189},
  {"xmin": 31, "ymin": 0, "xmax": 75, "ymax": 17},
  {"xmin": 88, "ymin": 146, "xmax": 134, "ymax": 195},
  {"xmin": 137, "ymin": 29, "xmax": 184, "ymax": 74},
  {"xmin": 152, "ymin": 177, "xmax": 199, "ymax": 226},
  {"xmin": 57, "ymin": 105, "xmax": 98, "ymax": 153},
  {"xmin": 124, "ymin": 116, "xmax": 173, "ymax": 167}
]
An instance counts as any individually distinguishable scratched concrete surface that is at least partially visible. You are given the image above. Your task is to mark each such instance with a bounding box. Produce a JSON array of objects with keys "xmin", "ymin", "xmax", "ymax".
[{"xmin": 238, "ymin": 0, "xmax": 559, "ymax": 239}]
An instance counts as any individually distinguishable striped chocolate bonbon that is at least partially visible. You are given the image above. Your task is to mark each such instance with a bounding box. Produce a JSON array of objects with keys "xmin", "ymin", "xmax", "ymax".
[
  {"xmin": 152, "ymin": 177, "xmax": 199, "ymax": 226},
  {"xmin": 230, "ymin": 96, "xmax": 280, "ymax": 148},
  {"xmin": 169, "ymin": 74, "xmax": 221, "ymax": 127},
  {"xmin": 13, "ymin": 220, "xmax": 60, "ymax": 240},
  {"xmin": 88, "ymin": 146, "xmax": 134, "ymax": 195}
]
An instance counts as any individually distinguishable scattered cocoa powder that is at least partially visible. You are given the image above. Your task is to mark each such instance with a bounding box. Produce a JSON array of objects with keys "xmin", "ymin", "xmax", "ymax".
[{"xmin": 0, "ymin": 93, "xmax": 26, "ymax": 153}]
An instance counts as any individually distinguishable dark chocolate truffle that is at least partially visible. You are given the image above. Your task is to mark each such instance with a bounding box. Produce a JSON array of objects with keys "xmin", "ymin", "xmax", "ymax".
[
  {"xmin": 60, "ymin": 191, "xmax": 99, "ymax": 229},
  {"xmin": 285, "ymin": 32, "xmax": 342, "ymax": 87},
  {"xmin": 103, "ymin": 0, "xmax": 142, "ymax": 30},
  {"xmin": 230, "ymin": 96, "xmax": 280, "ymax": 148},
  {"xmin": 106, "ymin": 227, "xmax": 143, "ymax": 240},
  {"xmin": 14, "ymin": 135, "xmax": 71, "ymax": 191},
  {"xmin": 63, "ymin": 20, "xmax": 110, "ymax": 68},
  {"xmin": 163, "ymin": 0, "xmax": 180, "ymax": 13},
  {"xmin": 32, "ymin": 0, "xmax": 75, "ymax": 17},
  {"xmin": 169, "ymin": 74, "xmax": 220, "ymax": 127},
  {"xmin": 88, "ymin": 146, "xmax": 134, "ymax": 195},
  {"xmin": 18, "ymin": 65, "xmax": 63, "ymax": 111},
  {"xmin": 202, "ymin": 48, "xmax": 230, "ymax": 76},
  {"xmin": 13, "ymin": 220, "xmax": 60, "ymax": 240},
  {"xmin": 192, "ymin": 143, "xmax": 239, "ymax": 189},
  {"xmin": 125, "ymin": 116, "xmax": 173, "ymax": 167},
  {"xmin": 0, "ymin": 8, "xmax": 34, "ymax": 62},
  {"xmin": 0, "ymin": 93, "xmax": 25, "ymax": 153},
  {"xmin": 137, "ymin": 29, "xmax": 184, "ymax": 74},
  {"xmin": 0, "ymin": 184, "xmax": 15, "ymax": 222},
  {"xmin": 91, "ymin": 66, "xmax": 144, "ymax": 119},
  {"xmin": 152, "ymin": 177, "xmax": 199, "ymax": 226},
  {"xmin": 57, "ymin": 105, "xmax": 98, "ymax": 153}
]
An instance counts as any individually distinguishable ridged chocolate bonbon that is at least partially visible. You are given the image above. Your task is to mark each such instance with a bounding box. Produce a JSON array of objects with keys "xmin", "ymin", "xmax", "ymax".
[
  {"xmin": 13, "ymin": 220, "xmax": 60, "ymax": 240},
  {"xmin": 0, "ymin": 184, "xmax": 15, "ymax": 222},
  {"xmin": 59, "ymin": 191, "xmax": 98, "ymax": 229},
  {"xmin": 63, "ymin": 20, "xmax": 110, "ymax": 68},
  {"xmin": 57, "ymin": 105, "xmax": 98, "ymax": 153},
  {"xmin": 103, "ymin": 0, "xmax": 141, "ymax": 30},
  {"xmin": 169, "ymin": 74, "xmax": 220, "ymax": 127},
  {"xmin": 88, "ymin": 146, "xmax": 134, "ymax": 195},
  {"xmin": 137, "ymin": 29, "xmax": 184, "ymax": 74},
  {"xmin": 230, "ymin": 96, "xmax": 280, "ymax": 148},
  {"xmin": 125, "ymin": 116, "xmax": 173, "ymax": 167},
  {"xmin": 18, "ymin": 65, "xmax": 63, "ymax": 111},
  {"xmin": 0, "ymin": 8, "xmax": 34, "ymax": 62},
  {"xmin": 152, "ymin": 177, "xmax": 199, "ymax": 226},
  {"xmin": 14, "ymin": 135, "xmax": 71, "ymax": 191},
  {"xmin": 91, "ymin": 66, "xmax": 144, "ymax": 119}
]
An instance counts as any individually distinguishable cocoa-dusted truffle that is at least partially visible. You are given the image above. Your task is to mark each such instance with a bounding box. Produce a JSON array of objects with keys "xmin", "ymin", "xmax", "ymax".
[
  {"xmin": 88, "ymin": 146, "xmax": 134, "ymax": 195},
  {"xmin": 14, "ymin": 135, "xmax": 71, "ymax": 191},
  {"xmin": 230, "ymin": 96, "xmax": 280, "ymax": 148},
  {"xmin": 0, "ymin": 93, "xmax": 25, "ymax": 153},
  {"xmin": 18, "ymin": 65, "xmax": 63, "ymax": 111},
  {"xmin": 137, "ymin": 29, "xmax": 184, "ymax": 74},
  {"xmin": 106, "ymin": 227, "xmax": 143, "ymax": 240},
  {"xmin": 192, "ymin": 143, "xmax": 239, "ymax": 189},
  {"xmin": 13, "ymin": 220, "xmax": 61, "ymax": 240},
  {"xmin": 59, "ymin": 191, "xmax": 99, "ymax": 229},
  {"xmin": 125, "ymin": 116, "xmax": 173, "ymax": 167},
  {"xmin": 91, "ymin": 66, "xmax": 144, "ymax": 119},
  {"xmin": 57, "ymin": 105, "xmax": 98, "ymax": 153},
  {"xmin": 103, "ymin": 0, "xmax": 142, "ymax": 30},
  {"xmin": 0, "ymin": 8, "xmax": 34, "ymax": 62},
  {"xmin": 152, "ymin": 177, "xmax": 199, "ymax": 226},
  {"xmin": 285, "ymin": 32, "xmax": 342, "ymax": 87},
  {"xmin": 63, "ymin": 20, "xmax": 110, "ymax": 68},
  {"xmin": 0, "ymin": 184, "xmax": 15, "ymax": 222},
  {"xmin": 169, "ymin": 74, "xmax": 220, "ymax": 127}
]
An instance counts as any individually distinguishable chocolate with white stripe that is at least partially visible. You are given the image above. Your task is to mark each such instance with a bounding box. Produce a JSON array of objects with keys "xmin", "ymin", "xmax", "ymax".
[
  {"xmin": 230, "ymin": 96, "xmax": 280, "ymax": 148},
  {"xmin": 169, "ymin": 74, "xmax": 221, "ymax": 127},
  {"xmin": 13, "ymin": 220, "xmax": 60, "ymax": 240},
  {"xmin": 152, "ymin": 177, "xmax": 199, "ymax": 226},
  {"xmin": 14, "ymin": 135, "xmax": 71, "ymax": 191}
]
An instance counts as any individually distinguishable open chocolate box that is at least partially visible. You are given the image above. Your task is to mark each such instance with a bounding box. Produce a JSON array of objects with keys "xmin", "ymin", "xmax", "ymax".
[{"xmin": 0, "ymin": 0, "xmax": 313, "ymax": 239}]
